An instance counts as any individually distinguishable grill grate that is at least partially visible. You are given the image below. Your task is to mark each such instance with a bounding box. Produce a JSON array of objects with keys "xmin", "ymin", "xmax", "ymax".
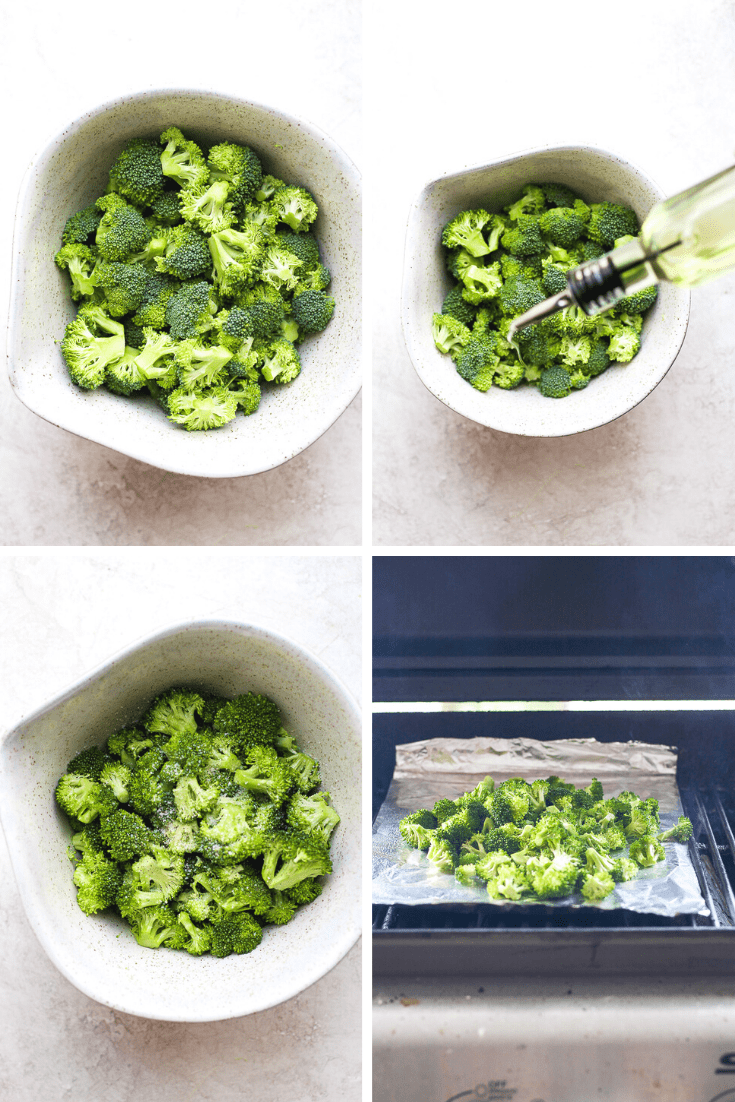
[{"xmin": 373, "ymin": 787, "xmax": 735, "ymax": 934}]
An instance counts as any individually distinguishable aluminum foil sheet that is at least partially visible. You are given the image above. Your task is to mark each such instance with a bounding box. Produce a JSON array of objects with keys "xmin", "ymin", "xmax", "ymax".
[{"xmin": 372, "ymin": 736, "xmax": 708, "ymax": 917}]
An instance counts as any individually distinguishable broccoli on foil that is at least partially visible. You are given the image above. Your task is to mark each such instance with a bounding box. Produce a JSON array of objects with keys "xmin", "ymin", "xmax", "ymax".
[{"xmin": 399, "ymin": 775, "xmax": 691, "ymax": 904}]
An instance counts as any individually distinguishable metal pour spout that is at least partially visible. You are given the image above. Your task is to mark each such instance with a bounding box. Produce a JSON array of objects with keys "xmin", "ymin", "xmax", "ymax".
[{"xmin": 508, "ymin": 239, "xmax": 664, "ymax": 340}]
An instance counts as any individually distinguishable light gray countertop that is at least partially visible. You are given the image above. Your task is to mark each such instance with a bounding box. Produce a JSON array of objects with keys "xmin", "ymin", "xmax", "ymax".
[
  {"xmin": 0, "ymin": 554, "xmax": 361, "ymax": 1100},
  {"xmin": 372, "ymin": 0, "xmax": 735, "ymax": 546},
  {"xmin": 0, "ymin": 1, "xmax": 361, "ymax": 547}
]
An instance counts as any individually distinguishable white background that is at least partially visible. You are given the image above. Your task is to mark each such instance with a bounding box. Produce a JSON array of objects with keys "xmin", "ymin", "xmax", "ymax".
[
  {"xmin": 0, "ymin": 0, "xmax": 361, "ymax": 546},
  {"xmin": 370, "ymin": 0, "xmax": 735, "ymax": 546},
  {"xmin": 0, "ymin": 552, "xmax": 361, "ymax": 1101}
]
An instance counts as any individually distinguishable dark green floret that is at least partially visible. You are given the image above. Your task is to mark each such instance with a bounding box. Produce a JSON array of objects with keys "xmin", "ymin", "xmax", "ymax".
[{"xmin": 109, "ymin": 138, "xmax": 165, "ymax": 206}]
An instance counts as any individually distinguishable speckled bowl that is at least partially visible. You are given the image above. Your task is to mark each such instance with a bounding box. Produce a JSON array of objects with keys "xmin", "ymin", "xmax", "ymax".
[
  {"xmin": 402, "ymin": 145, "xmax": 690, "ymax": 437},
  {"xmin": 8, "ymin": 89, "xmax": 361, "ymax": 477},
  {"xmin": 0, "ymin": 620, "xmax": 361, "ymax": 1021}
]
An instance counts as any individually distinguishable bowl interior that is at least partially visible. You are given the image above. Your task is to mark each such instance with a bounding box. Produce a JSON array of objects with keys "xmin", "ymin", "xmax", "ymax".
[
  {"xmin": 0, "ymin": 622, "xmax": 361, "ymax": 1020},
  {"xmin": 402, "ymin": 146, "xmax": 690, "ymax": 437},
  {"xmin": 9, "ymin": 91, "xmax": 361, "ymax": 476}
]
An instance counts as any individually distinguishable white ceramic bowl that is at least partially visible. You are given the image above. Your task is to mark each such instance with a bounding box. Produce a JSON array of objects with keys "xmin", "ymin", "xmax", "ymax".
[
  {"xmin": 8, "ymin": 89, "xmax": 361, "ymax": 477},
  {"xmin": 402, "ymin": 145, "xmax": 690, "ymax": 437},
  {"xmin": 0, "ymin": 620, "xmax": 361, "ymax": 1021}
]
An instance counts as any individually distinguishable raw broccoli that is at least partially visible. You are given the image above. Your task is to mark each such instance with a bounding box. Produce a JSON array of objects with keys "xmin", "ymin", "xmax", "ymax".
[
  {"xmin": 587, "ymin": 202, "xmax": 640, "ymax": 248},
  {"xmin": 55, "ymin": 126, "xmax": 335, "ymax": 428},
  {"xmin": 164, "ymin": 280, "xmax": 215, "ymax": 340},
  {"xmin": 442, "ymin": 209, "xmax": 494, "ymax": 258},
  {"xmin": 54, "ymin": 244, "xmax": 97, "ymax": 300},
  {"xmin": 62, "ymin": 205, "xmax": 102, "ymax": 245},
  {"xmin": 95, "ymin": 194, "xmax": 151, "ymax": 261},
  {"xmin": 432, "ymin": 184, "xmax": 654, "ymax": 399},
  {"xmin": 109, "ymin": 137, "xmax": 165, "ymax": 206},
  {"xmin": 272, "ymin": 186, "xmax": 318, "ymax": 233},
  {"xmin": 659, "ymin": 816, "xmax": 693, "ymax": 843},
  {"xmin": 160, "ymin": 127, "xmax": 209, "ymax": 190},
  {"xmin": 208, "ymin": 224, "xmax": 265, "ymax": 296},
  {"xmin": 260, "ymin": 338, "xmax": 301, "ymax": 384},
  {"xmin": 60, "ymin": 305, "xmax": 126, "ymax": 390},
  {"xmin": 94, "ymin": 261, "xmax": 148, "ymax": 317},
  {"xmin": 207, "ymin": 141, "xmax": 263, "ymax": 211},
  {"xmin": 155, "ymin": 224, "xmax": 212, "ymax": 280}
]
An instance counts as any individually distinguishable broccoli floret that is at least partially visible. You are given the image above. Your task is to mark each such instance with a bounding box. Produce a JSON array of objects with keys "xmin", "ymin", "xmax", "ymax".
[
  {"xmin": 441, "ymin": 284, "xmax": 477, "ymax": 327},
  {"xmin": 506, "ymin": 185, "xmax": 546, "ymax": 220},
  {"xmin": 180, "ymin": 179, "xmax": 236, "ymax": 234},
  {"xmin": 453, "ymin": 335, "xmax": 499, "ymax": 392},
  {"xmin": 207, "ymin": 142, "xmax": 263, "ymax": 212},
  {"xmin": 427, "ymin": 837, "xmax": 458, "ymax": 873},
  {"xmin": 212, "ymin": 691, "xmax": 282, "ymax": 749},
  {"xmin": 659, "ymin": 816, "xmax": 693, "ymax": 843},
  {"xmin": 99, "ymin": 809, "xmax": 152, "ymax": 860},
  {"xmin": 501, "ymin": 215, "xmax": 545, "ymax": 257},
  {"xmin": 94, "ymin": 261, "xmax": 149, "ymax": 317},
  {"xmin": 133, "ymin": 327, "xmax": 177, "ymax": 384},
  {"xmin": 67, "ymin": 745, "xmax": 109, "ymax": 780},
  {"xmin": 164, "ymin": 280, "xmax": 216, "ymax": 340},
  {"xmin": 587, "ymin": 202, "xmax": 640, "ymax": 248},
  {"xmin": 255, "ymin": 175, "xmax": 285, "ymax": 202},
  {"xmin": 99, "ymin": 762, "xmax": 132, "ymax": 802},
  {"xmin": 228, "ymin": 378, "xmax": 261, "ymax": 415},
  {"xmin": 608, "ymin": 326, "xmax": 641, "ymax": 363},
  {"xmin": 109, "ymin": 137, "xmax": 165, "ymax": 206},
  {"xmin": 233, "ymin": 746, "xmax": 293, "ymax": 803},
  {"xmin": 237, "ymin": 294, "xmax": 287, "ymax": 340},
  {"xmin": 209, "ymin": 224, "xmax": 265, "ymax": 296},
  {"xmin": 209, "ymin": 912, "xmax": 263, "ymax": 957},
  {"xmin": 541, "ymin": 183, "xmax": 578, "ymax": 209},
  {"xmin": 261, "ymin": 831, "xmax": 332, "ymax": 891},
  {"xmin": 95, "ymin": 194, "xmax": 151, "ymax": 262},
  {"xmin": 56, "ymin": 774, "xmax": 117, "ymax": 823},
  {"xmin": 290, "ymin": 284, "xmax": 339, "ymax": 330},
  {"xmin": 54, "ymin": 244, "xmax": 98, "ymax": 300},
  {"xmin": 442, "ymin": 209, "xmax": 494, "ymax": 258},
  {"xmin": 173, "ymin": 776, "xmax": 219, "ymax": 821},
  {"xmin": 538, "ymin": 365, "xmax": 573, "ymax": 398},
  {"xmin": 159, "ymin": 127, "xmax": 210, "ymax": 190},
  {"xmin": 277, "ymin": 230, "xmax": 320, "ymax": 269},
  {"xmin": 73, "ymin": 851, "xmax": 123, "ymax": 915},
  {"xmin": 272, "ymin": 186, "xmax": 318, "ymax": 233},
  {"xmin": 132, "ymin": 272, "xmax": 179, "ymax": 330},
  {"xmin": 167, "ymin": 387, "xmax": 238, "ymax": 431},
  {"xmin": 155, "ymin": 224, "xmax": 212, "ymax": 281},
  {"xmin": 538, "ymin": 207, "xmax": 585, "ymax": 247},
  {"xmin": 62, "ymin": 205, "xmax": 102, "ymax": 245},
  {"xmin": 61, "ymin": 306, "xmax": 126, "ymax": 390},
  {"xmin": 175, "ymin": 341, "xmax": 233, "ymax": 390},
  {"xmin": 618, "ymin": 285, "xmax": 658, "ymax": 315},
  {"xmin": 260, "ymin": 338, "xmax": 301, "ymax": 384},
  {"xmin": 499, "ymin": 276, "xmax": 544, "ymax": 318},
  {"xmin": 149, "ymin": 191, "xmax": 182, "ymax": 226}
]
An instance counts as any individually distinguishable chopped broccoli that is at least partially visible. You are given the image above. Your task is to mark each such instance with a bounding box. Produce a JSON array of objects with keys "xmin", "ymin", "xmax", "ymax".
[
  {"xmin": 109, "ymin": 138, "xmax": 165, "ymax": 206},
  {"xmin": 55, "ymin": 126, "xmax": 335, "ymax": 427}
]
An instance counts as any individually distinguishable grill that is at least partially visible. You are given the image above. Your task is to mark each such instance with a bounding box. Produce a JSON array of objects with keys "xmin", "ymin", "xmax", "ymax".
[{"xmin": 373, "ymin": 558, "xmax": 735, "ymax": 1102}]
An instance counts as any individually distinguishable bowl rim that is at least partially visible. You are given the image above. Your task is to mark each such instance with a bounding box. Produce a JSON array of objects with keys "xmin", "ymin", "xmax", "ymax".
[
  {"xmin": 401, "ymin": 142, "xmax": 691, "ymax": 438},
  {"xmin": 7, "ymin": 86, "xmax": 362, "ymax": 478},
  {"xmin": 0, "ymin": 616, "xmax": 361, "ymax": 1021}
]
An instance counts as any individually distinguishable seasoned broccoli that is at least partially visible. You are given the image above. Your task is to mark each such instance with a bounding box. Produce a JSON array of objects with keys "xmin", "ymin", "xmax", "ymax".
[{"xmin": 399, "ymin": 775, "xmax": 672, "ymax": 904}]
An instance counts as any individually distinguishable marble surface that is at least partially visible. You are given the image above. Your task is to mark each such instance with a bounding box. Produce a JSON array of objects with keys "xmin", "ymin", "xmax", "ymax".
[
  {"xmin": 0, "ymin": 554, "xmax": 361, "ymax": 1100},
  {"xmin": 371, "ymin": 0, "xmax": 735, "ymax": 546},
  {"xmin": 0, "ymin": 0, "xmax": 361, "ymax": 546}
]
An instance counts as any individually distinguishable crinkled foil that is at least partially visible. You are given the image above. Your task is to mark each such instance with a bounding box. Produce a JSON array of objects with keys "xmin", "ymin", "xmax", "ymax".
[{"xmin": 372, "ymin": 737, "xmax": 708, "ymax": 917}]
